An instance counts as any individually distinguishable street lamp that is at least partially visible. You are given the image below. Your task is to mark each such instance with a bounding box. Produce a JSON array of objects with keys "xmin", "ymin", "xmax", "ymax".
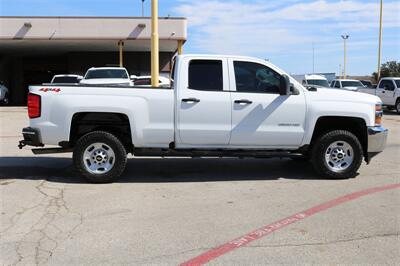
[
  {"xmin": 341, "ymin": 34, "xmax": 349, "ymax": 79},
  {"xmin": 142, "ymin": 0, "xmax": 145, "ymax": 17},
  {"xmin": 377, "ymin": 0, "xmax": 383, "ymax": 82}
]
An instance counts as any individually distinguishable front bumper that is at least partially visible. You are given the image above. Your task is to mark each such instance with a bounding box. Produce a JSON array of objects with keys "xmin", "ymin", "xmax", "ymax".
[
  {"xmin": 366, "ymin": 126, "xmax": 388, "ymax": 162},
  {"xmin": 18, "ymin": 127, "xmax": 44, "ymax": 149}
]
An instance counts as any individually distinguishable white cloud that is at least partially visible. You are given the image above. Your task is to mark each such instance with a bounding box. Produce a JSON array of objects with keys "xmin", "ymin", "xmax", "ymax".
[{"xmin": 174, "ymin": 0, "xmax": 400, "ymax": 56}]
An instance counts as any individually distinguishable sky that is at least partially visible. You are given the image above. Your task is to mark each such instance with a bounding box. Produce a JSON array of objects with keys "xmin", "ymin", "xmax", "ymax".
[{"xmin": 0, "ymin": 0, "xmax": 399, "ymax": 76}]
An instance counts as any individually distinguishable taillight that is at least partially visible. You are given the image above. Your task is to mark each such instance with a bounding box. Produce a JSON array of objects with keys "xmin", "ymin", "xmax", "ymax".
[
  {"xmin": 28, "ymin": 93, "xmax": 41, "ymax": 118},
  {"xmin": 375, "ymin": 103, "xmax": 383, "ymax": 126}
]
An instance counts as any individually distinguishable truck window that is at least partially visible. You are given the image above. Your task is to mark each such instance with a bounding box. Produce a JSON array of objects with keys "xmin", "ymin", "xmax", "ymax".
[
  {"xmin": 334, "ymin": 81, "xmax": 341, "ymax": 88},
  {"xmin": 233, "ymin": 61, "xmax": 280, "ymax": 94},
  {"xmin": 379, "ymin": 80, "xmax": 395, "ymax": 91},
  {"xmin": 189, "ymin": 60, "xmax": 223, "ymax": 91}
]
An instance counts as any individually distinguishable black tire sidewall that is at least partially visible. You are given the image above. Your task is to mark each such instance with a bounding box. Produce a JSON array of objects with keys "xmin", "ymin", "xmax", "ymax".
[
  {"xmin": 312, "ymin": 130, "xmax": 363, "ymax": 179},
  {"xmin": 73, "ymin": 131, "xmax": 127, "ymax": 183}
]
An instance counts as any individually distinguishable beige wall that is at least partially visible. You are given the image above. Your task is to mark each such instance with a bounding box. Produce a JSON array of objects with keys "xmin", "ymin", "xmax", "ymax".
[{"xmin": 0, "ymin": 16, "xmax": 187, "ymax": 41}]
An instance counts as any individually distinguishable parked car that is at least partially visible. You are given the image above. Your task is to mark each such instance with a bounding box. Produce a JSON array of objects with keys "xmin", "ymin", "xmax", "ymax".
[
  {"xmin": 330, "ymin": 79, "xmax": 365, "ymax": 91},
  {"xmin": 51, "ymin": 74, "xmax": 83, "ymax": 84},
  {"xmin": 0, "ymin": 82, "xmax": 9, "ymax": 105},
  {"xmin": 301, "ymin": 74, "xmax": 330, "ymax": 88},
  {"xmin": 133, "ymin": 76, "xmax": 170, "ymax": 87},
  {"xmin": 19, "ymin": 54, "xmax": 387, "ymax": 183},
  {"xmin": 358, "ymin": 77, "xmax": 400, "ymax": 114},
  {"xmin": 80, "ymin": 67, "xmax": 133, "ymax": 86},
  {"xmin": 360, "ymin": 80, "xmax": 375, "ymax": 88}
]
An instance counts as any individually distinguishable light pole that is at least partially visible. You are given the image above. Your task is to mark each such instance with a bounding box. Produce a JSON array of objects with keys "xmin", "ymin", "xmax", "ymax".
[
  {"xmin": 312, "ymin": 42, "xmax": 315, "ymax": 75},
  {"xmin": 151, "ymin": 0, "xmax": 159, "ymax": 87},
  {"xmin": 341, "ymin": 34, "xmax": 349, "ymax": 79},
  {"xmin": 142, "ymin": 0, "xmax": 145, "ymax": 16},
  {"xmin": 377, "ymin": 0, "xmax": 383, "ymax": 82}
]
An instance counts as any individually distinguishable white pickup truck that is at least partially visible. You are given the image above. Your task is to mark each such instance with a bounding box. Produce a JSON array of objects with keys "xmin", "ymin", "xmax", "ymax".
[
  {"xmin": 19, "ymin": 55, "xmax": 388, "ymax": 183},
  {"xmin": 358, "ymin": 77, "xmax": 400, "ymax": 114}
]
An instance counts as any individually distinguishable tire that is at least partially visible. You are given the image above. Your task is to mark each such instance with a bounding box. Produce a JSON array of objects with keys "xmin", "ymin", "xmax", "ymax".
[
  {"xmin": 396, "ymin": 99, "xmax": 400, "ymax": 114},
  {"xmin": 311, "ymin": 130, "xmax": 363, "ymax": 179},
  {"xmin": 73, "ymin": 131, "xmax": 127, "ymax": 183}
]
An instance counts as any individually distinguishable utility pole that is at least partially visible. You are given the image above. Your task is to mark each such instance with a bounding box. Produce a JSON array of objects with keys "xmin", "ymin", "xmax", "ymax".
[
  {"xmin": 312, "ymin": 42, "xmax": 315, "ymax": 75},
  {"xmin": 341, "ymin": 34, "xmax": 349, "ymax": 79},
  {"xmin": 377, "ymin": 0, "xmax": 383, "ymax": 82},
  {"xmin": 151, "ymin": 0, "xmax": 159, "ymax": 87},
  {"xmin": 142, "ymin": 0, "xmax": 145, "ymax": 17}
]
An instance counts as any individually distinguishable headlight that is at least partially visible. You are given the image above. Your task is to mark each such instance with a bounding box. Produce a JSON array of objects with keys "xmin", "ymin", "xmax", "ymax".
[{"xmin": 375, "ymin": 103, "xmax": 383, "ymax": 126}]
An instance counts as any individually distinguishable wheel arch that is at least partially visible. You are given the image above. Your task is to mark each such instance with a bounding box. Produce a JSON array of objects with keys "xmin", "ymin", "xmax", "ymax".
[
  {"xmin": 309, "ymin": 116, "xmax": 368, "ymax": 159},
  {"xmin": 69, "ymin": 112, "xmax": 134, "ymax": 153}
]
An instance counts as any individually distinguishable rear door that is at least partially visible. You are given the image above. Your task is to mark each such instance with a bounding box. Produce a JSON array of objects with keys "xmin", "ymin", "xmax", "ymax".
[
  {"xmin": 228, "ymin": 59, "xmax": 306, "ymax": 148},
  {"xmin": 176, "ymin": 58, "xmax": 232, "ymax": 147}
]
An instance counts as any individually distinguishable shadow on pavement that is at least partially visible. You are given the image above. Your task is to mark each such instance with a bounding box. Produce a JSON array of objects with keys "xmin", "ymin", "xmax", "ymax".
[{"xmin": 0, "ymin": 156, "xmax": 335, "ymax": 184}]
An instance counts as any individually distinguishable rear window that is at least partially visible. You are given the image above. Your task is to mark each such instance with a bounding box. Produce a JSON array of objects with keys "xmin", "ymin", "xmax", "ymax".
[
  {"xmin": 188, "ymin": 60, "xmax": 223, "ymax": 91},
  {"xmin": 52, "ymin": 76, "xmax": 79, "ymax": 83},
  {"xmin": 85, "ymin": 69, "xmax": 128, "ymax": 79}
]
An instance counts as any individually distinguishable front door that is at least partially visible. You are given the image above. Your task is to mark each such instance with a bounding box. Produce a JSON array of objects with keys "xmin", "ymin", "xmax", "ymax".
[
  {"xmin": 377, "ymin": 80, "xmax": 396, "ymax": 106},
  {"xmin": 228, "ymin": 60, "xmax": 306, "ymax": 148},
  {"xmin": 176, "ymin": 58, "xmax": 232, "ymax": 147}
]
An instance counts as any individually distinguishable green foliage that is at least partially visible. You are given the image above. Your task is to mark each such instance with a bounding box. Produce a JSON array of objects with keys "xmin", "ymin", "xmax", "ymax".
[{"xmin": 372, "ymin": 61, "xmax": 400, "ymax": 82}]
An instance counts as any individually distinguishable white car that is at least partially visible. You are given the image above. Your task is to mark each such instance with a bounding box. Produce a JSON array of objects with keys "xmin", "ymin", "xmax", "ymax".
[
  {"xmin": 80, "ymin": 67, "xmax": 133, "ymax": 86},
  {"xmin": 51, "ymin": 74, "xmax": 83, "ymax": 84},
  {"xmin": 132, "ymin": 76, "xmax": 170, "ymax": 87},
  {"xmin": 301, "ymin": 74, "xmax": 330, "ymax": 88},
  {"xmin": 19, "ymin": 54, "xmax": 387, "ymax": 183},
  {"xmin": 330, "ymin": 79, "xmax": 365, "ymax": 91},
  {"xmin": 358, "ymin": 77, "xmax": 400, "ymax": 113}
]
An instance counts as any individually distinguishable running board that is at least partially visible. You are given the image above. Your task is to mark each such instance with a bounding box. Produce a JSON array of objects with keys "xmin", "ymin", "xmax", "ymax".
[{"xmin": 32, "ymin": 148, "xmax": 73, "ymax": 155}]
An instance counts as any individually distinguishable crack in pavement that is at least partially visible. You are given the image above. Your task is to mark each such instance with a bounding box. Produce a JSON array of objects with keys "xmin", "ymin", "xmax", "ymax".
[
  {"xmin": 1, "ymin": 178, "xmax": 84, "ymax": 265},
  {"xmin": 246, "ymin": 232, "xmax": 400, "ymax": 249}
]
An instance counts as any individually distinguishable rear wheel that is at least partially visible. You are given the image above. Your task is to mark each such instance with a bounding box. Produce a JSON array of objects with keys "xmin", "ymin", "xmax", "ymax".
[
  {"xmin": 311, "ymin": 130, "xmax": 363, "ymax": 179},
  {"xmin": 73, "ymin": 131, "xmax": 127, "ymax": 183}
]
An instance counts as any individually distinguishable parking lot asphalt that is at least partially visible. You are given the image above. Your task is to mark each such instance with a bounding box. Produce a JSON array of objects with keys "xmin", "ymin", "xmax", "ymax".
[{"xmin": 1, "ymin": 107, "xmax": 399, "ymax": 265}]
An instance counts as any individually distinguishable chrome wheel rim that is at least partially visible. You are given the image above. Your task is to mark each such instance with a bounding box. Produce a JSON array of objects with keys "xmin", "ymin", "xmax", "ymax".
[
  {"xmin": 83, "ymin": 143, "xmax": 115, "ymax": 174},
  {"xmin": 324, "ymin": 141, "xmax": 354, "ymax": 172}
]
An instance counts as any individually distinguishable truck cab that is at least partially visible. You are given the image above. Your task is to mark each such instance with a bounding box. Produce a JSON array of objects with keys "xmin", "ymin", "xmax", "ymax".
[{"xmin": 358, "ymin": 77, "xmax": 400, "ymax": 113}]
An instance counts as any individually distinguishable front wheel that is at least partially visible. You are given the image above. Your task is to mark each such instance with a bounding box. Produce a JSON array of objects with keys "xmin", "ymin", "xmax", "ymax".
[
  {"xmin": 73, "ymin": 131, "xmax": 127, "ymax": 183},
  {"xmin": 311, "ymin": 130, "xmax": 363, "ymax": 179},
  {"xmin": 396, "ymin": 99, "xmax": 400, "ymax": 114}
]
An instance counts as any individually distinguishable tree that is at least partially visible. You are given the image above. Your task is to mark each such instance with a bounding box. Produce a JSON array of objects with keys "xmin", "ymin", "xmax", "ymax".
[{"xmin": 372, "ymin": 61, "xmax": 400, "ymax": 82}]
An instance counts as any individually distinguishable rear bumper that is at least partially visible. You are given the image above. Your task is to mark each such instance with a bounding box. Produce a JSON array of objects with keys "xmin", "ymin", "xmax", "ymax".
[
  {"xmin": 366, "ymin": 126, "xmax": 388, "ymax": 162},
  {"xmin": 18, "ymin": 127, "xmax": 44, "ymax": 149}
]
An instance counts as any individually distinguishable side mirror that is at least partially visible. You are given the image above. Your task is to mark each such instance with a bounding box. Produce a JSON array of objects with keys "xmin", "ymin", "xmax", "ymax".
[{"xmin": 279, "ymin": 74, "xmax": 291, "ymax": 95}]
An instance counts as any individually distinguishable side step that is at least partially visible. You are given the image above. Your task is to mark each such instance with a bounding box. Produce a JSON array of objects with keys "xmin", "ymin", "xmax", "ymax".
[{"xmin": 32, "ymin": 148, "xmax": 73, "ymax": 155}]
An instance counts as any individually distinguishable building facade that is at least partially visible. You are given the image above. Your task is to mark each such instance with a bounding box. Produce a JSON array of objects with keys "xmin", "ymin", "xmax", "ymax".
[{"xmin": 0, "ymin": 16, "xmax": 187, "ymax": 105}]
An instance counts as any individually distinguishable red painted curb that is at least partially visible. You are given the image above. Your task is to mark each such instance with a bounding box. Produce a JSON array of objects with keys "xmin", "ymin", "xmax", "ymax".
[{"xmin": 180, "ymin": 183, "xmax": 400, "ymax": 266}]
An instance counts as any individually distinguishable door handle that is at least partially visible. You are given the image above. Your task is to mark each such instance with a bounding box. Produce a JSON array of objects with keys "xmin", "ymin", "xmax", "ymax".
[
  {"xmin": 234, "ymin": 99, "xmax": 253, "ymax": 104},
  {"xmin": 182, "ymin": 97, "xmax": 200, "ymax": 103}
]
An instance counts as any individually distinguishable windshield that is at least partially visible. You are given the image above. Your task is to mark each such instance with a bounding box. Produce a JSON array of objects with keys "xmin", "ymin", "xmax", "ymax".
[
  {"xmin": 52, "ymin": 76, "xmax": 79, "ymax": 83},
  {"xmin": 307, "ymin": 79, "xmax": 329, "ymax": 87},
  {"xmin": 341, "ymin": 81, "xmax": 363, "ymax": 87},
  {"xmin": 85, "ymin": 69, "xmax": 128, "ymax": 79}
]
